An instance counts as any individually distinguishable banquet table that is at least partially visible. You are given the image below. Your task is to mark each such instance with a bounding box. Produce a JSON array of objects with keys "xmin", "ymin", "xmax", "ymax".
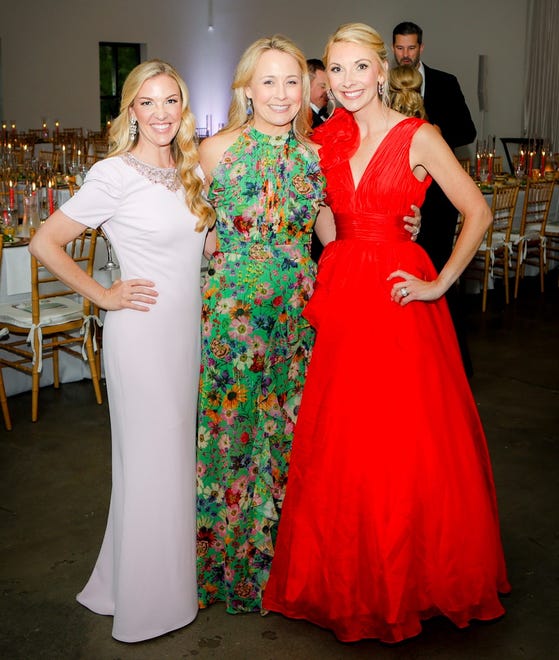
[{"xmin": 0, "ymin": 237, "xmax": 116, "ymax": 396}]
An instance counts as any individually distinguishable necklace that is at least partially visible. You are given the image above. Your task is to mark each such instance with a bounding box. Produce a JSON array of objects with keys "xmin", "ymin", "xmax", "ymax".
[{"xmin": 121, "ymin": 152, "xmax": 181, "ymax": 192}]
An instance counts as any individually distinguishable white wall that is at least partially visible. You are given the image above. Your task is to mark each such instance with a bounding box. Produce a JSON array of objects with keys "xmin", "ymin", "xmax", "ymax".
[{"xmin": 1, "ymin": 0, "xmax": 527, "ymax": 161}]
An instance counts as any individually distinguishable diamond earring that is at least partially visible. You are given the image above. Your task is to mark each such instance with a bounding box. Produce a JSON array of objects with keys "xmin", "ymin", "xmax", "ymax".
[{"xmin": 129, "ymin": 118, "xmax": 138, "ymax": 139}]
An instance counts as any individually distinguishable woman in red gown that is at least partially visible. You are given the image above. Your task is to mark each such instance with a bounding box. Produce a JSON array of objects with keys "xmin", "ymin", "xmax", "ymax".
[{"xmin": 263, "ymin": 22, "xmax": 510, "ymax": 644}]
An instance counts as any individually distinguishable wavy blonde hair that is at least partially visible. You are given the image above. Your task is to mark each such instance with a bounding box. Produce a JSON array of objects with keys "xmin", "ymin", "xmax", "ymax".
[
  {"xmin": 222, "ymin": 35, "xmax": 311, "ymax": 142},
  {"xmin": 389, "ymin": 65, "xmax": 427, "ymax": 119},
  {"xmin": 323, "ymin": 22, "xmax": 390, "ymax": 110},
  {"xmin": 107, "ymin": 59, "xmax": 215, "ymax": 231}
]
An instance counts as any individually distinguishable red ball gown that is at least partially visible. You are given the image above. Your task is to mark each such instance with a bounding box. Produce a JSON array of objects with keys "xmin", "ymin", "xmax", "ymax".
[{"xmin": 263, "ymin": 110, "xmax": 510, "ymax": 643}]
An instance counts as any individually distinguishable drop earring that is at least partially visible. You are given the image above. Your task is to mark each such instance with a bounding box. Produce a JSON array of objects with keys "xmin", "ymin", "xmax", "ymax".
[
  {"xmin": 246, "ymin": 98, "xmax": 253, "ymax": 116},
  {"xmin": 129, "ymin": 118, "xmax": 138, "ymax": 139},
  {"xmin": 377, "ymin": 80, "xmax": 385, "ymax": 96}
]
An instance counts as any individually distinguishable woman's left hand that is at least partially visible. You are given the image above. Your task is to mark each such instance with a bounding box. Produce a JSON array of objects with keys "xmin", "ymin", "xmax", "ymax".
[
  {"xmin": 403, "ymin": 205, "xmax": 421, "ymax": 241},
  {"xmin": 387, "ymin": 270, "xmax": 445, "ymax": 306}
]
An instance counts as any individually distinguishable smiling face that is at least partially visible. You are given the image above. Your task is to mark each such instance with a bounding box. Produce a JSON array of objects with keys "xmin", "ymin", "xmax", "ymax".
[
  {"xmin": 244, "ymin": 49, "xmax": 303, "ymax": 135},
  {"xmin": 129, "ymin": 73, "xmax": 182, "ymax": 153},
  {"xmin": 327, "ymin": 41, "xmax": 387, "ymax": 115}
]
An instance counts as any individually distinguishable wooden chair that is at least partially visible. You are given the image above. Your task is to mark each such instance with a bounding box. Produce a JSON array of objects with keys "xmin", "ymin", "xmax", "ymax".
[
  {"xmin": 458, "ymin": 158, "xmax": 471, "ymax": 174},
  {"xmin": 492, "ymin": 155, "xmax": 503, "ymax": 175},
  {"xmin": 0, "ymin": 229, "xmax": 103, "ymax": 422},
  {"xmin": 512, "ymin": 180, "xmax": 555, "ymax": 297},
  {"xmin": 544, "ymin": 212, "xmax": 559, "ymax": 286},
  {"xmin": 38, "ymin": 150, "xmax": 55, "ymax": 168},
  {"xmin": 0, "ymin": 238, "xmax": 12, "ymax": 430},
  {"xmin": 465, "ymin": 184, "xmax": 519, "ymax": 311}
]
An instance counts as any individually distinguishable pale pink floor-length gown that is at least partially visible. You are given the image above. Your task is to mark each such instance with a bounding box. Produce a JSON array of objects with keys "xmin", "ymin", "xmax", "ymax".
[{"xmin": 60, "ymin": 153, "xmax": 205, "ymax": 642}]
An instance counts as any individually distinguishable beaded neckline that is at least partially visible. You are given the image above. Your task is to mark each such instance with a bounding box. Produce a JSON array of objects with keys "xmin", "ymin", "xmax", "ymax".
[{"xmin": 121, "ymin": 152, "xmax": 181, "ymax": 192}]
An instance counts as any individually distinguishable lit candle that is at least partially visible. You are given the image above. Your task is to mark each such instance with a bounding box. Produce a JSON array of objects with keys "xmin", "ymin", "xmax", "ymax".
[
  {"xmin": 540, "ymin": 148, "xmax": 546, "ymax": 172},
  {"xmin": 476, "ymin": 152, "xmax": 481, "ymax": 179},
  {"xmin": 77, "ymin": 149, "xmax": 81, "ymax": 166},
  {"xmin": 48, "ymin": 180, "xmax": 55, "ymax": 215},
  {"xmin": 528, "ymin": 150, "xmax": 534, "ymax": 177},
  {"xmin": 519, "ymin": 148, "xmax": 525, "ymax": 170},
  {"xmin": 9, "ymin": 180, "xmax": 15, "ymax": 208},
  {"xmin": 488, "ymin": 152, "xmax": 494, "ymax": 181},
  {"xmin": 55, "ymin": 120, "xmax": 60, "ymax": 136},
  {"xmin": 62, "ymin": 144, "xmax": 66, "ymax": 173}
]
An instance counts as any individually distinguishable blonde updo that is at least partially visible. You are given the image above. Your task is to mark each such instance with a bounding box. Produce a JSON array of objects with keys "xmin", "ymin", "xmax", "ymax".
[{"xmin": 389, "ymin": 65, "xmax": 427, "ymax": 119}]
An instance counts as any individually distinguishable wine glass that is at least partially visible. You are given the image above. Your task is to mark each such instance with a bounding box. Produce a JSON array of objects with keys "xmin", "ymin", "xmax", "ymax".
[{"xmin": 98, "ymin": 227, "xmax": 119, "ymax": 271}]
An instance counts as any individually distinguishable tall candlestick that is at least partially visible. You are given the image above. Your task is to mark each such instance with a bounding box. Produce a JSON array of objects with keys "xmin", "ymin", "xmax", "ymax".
[
  {"xmin": 48, "ymin": 181, "xmax": 55, "ymax": 215},
  {"xmin": 9, "ymin": 180, "xmax": 15, "ymax": 208},
  {"xmin": 62, "ymin": 145, "xmax": 66, "ymax": 173}
]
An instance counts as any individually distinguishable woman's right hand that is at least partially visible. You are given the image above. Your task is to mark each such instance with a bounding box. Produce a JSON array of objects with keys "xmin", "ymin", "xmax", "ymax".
[{"xmin": 100, "ymin": 278, "xmax": 158, "ymax": 311}]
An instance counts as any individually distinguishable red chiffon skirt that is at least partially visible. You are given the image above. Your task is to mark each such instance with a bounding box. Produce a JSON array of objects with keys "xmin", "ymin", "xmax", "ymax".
[{"xmin": 263, "ymin": 238, "xmax": 510, "ymax": 643}]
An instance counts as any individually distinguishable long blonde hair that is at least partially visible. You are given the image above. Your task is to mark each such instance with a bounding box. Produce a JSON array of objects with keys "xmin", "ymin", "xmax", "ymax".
[
  {"xmin": 323, "ymin": 23, "xmax": 390, "ymax": 110},
  {"xmin": 108, "ymin": 59, "xmax": 215, "ymax": 231},
  {"xmin": 389, "ymin": 65, "xmax": 427, "ymax": 119},
  {"xmin": 223, "ymin": 35, "xmax": 312, "ymax": 141}
]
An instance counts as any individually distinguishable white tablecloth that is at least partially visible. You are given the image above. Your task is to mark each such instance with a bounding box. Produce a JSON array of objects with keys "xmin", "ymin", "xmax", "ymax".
[{"xmin": 1, "ymin": 238, "xmax": 117, "ymax": 396}]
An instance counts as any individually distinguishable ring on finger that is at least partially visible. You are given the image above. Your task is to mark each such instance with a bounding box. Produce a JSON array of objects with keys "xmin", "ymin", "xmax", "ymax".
[{"xmin": 401, "ymin": 287, "xmax": 409, "ymax": 298}]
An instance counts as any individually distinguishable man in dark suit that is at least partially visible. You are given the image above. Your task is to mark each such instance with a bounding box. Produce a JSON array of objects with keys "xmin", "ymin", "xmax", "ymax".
[
  {"xmin": 392, "ymin": 21, "xmax": 477, "ymax": 375},
  {"xmin": 307, "ymin": 59, "xmax": 329, "ymax": 129},
  {"xmin": 307, "ymin": 59, "xmax": 329, "ymax": 261}
]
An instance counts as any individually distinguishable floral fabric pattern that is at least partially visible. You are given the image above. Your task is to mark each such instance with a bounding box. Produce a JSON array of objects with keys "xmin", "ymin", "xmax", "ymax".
[{"xmin": 196, "ymin": 126, "xmax": 325, "ymax": 613}]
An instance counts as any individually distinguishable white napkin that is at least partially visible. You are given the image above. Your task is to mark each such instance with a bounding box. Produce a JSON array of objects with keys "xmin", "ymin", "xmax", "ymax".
[{"xmin": 5, "ymin": 246, "xmax": 31, "ymax": 296}]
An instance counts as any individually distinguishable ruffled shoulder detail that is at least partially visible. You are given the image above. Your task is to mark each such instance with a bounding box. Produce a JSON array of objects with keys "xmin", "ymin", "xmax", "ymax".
[{"xmin": 311, "ymin": 108, "xmax": 360, "ymax": 171}]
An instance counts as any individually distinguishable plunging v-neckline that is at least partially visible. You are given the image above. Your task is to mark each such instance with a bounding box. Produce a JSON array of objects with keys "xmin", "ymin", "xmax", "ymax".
[{"xmin": 348, "ymin": 118, "xmax": 414, "ymax": 193}]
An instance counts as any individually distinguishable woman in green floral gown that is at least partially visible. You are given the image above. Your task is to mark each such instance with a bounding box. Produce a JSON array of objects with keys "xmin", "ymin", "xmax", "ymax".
[{"xmin": 196, "ymin": 35, "xmax": 327, "ymax": 614}]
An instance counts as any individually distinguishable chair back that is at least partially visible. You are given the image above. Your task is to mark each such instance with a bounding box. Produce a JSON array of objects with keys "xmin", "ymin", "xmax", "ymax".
[
  {"xmin": 519, "ymin": 180, "xmax": 554, "ymax": 237},
  {"xmin": 0, "ymin": 237, "xmax": 12, "ymax": 430},
  {"xmin": 488, "ymin": 184, "xmax": 519, "ymax": 246},
  {"xmin": 30, "ymin": 228, "xmax": 98, "ymax": 326}
]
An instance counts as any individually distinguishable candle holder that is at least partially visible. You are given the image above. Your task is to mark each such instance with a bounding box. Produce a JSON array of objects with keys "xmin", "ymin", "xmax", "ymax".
[{"xmin": 1, "ymin": 207, "xmax": 17, "ymax": 241}]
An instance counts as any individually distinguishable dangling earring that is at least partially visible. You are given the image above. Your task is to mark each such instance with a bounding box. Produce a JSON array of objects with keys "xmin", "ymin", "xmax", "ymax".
[
  {"xmin": 246, "ymin": 98, "xmax": 253, "ymax": 116},
  {"xmin": 377, "ymin": 80, "xmax": 385, "ymax": 96},
  {"xmin": 129, "ymin": 118, "xmax": 138, "ymax": 139}
]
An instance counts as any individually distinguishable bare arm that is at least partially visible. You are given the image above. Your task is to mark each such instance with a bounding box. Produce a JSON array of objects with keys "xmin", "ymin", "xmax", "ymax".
[
  {"xmin": 29, "ymin": 211, "xmax": 158, "ymax": 311},
  {"xmin": 204, "ymin": 228, "xmax": 217, "ymax": 258},
  {"xmin": 389, "ymin": 123, "xmax": 491, "ymax": 304},
  {"xmin": 198, "ymin": 131, "xmax": 240, "ymax": 259},
  {"xmin": 314, "ymin": 204, "xmax": 336, "ymax": 246}
]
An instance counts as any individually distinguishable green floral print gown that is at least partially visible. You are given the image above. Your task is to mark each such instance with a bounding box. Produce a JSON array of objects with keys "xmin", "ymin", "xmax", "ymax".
[{"xmin": 197, "ymin": 125, "xmax": 325, "ymax": 613}]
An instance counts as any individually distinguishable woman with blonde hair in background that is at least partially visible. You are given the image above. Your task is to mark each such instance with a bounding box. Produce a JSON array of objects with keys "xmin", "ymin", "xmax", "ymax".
[
  {"xmin": 389, "ymin": 64, "xmax": 427, "ymax": 119},
  {"xmin": 30, "ymin": 59, "xmax": 214, "ymax": 642}
]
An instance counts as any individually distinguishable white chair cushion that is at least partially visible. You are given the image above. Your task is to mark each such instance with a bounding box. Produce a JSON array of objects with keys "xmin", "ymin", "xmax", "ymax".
[{"xmin": 0, "ymin": 297, "xmax": 83, "ymax": 328}]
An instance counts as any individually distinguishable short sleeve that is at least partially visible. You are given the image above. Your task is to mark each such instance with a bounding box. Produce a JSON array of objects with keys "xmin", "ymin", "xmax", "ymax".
[{"xmin": 60, "ymin": 157, "xmax": 124, "ymax": 229}]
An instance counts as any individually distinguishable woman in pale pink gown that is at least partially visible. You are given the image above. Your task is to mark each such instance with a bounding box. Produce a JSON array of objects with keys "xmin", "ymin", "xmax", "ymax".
[{"xmin": 29, "ymin": 60, "xmax": 214, "ymax": 642}]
